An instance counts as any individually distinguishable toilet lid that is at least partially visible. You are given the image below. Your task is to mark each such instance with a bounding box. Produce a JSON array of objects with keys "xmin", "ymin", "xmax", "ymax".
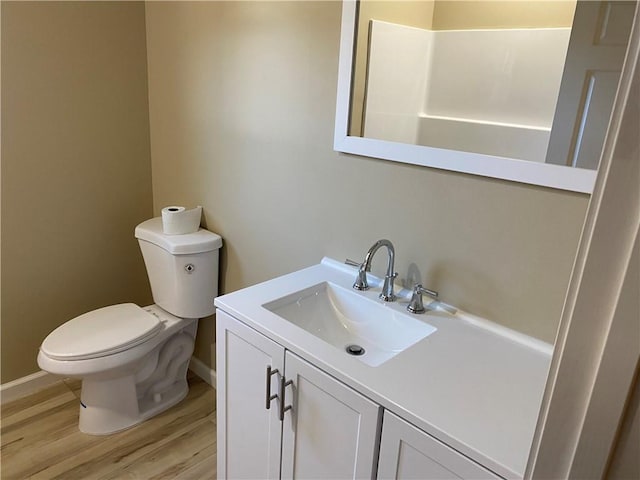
[{"xmin": 41, "ymin": 303, "xmax": 162, "ymax": 361}]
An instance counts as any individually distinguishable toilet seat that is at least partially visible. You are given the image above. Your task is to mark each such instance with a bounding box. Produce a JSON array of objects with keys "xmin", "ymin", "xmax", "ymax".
[{"xmin": 40, "ymin": 303, "xmax": 162, "ymax": 361}]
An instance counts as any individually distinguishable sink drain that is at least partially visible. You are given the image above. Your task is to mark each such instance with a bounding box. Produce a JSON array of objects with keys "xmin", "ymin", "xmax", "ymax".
[{"xmin": 345, "ymin": 344, "xmax": 365, "ymax": 356}]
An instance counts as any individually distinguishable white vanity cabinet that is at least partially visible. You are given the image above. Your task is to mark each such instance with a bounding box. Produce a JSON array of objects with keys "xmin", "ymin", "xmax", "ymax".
[
  {"xmin": 214, "ymin": 260, "xmax": 551, "ymax": 479},
  {"xmin": 216, "ymin": 310, "xmax": 381, "ymax": 480},
  {"xmin": 377, "ymin": 411, "xmax": 501, "ymax": 480}
]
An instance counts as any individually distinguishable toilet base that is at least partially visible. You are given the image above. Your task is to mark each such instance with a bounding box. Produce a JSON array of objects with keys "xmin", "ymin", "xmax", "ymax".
[
  {"xmin": 79, "ymin": 376, "xmax": 189, "ymax": 435},
  {"xmin": 76, "ymin": 321, "xmax": 197, "ymax": 435}
]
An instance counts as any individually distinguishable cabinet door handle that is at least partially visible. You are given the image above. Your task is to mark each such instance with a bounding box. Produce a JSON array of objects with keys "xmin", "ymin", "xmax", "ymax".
[
  {"xmin": 265, "ymin": 366, "xmax": 279, "ymax": 410},
  {"xmin": 279, "ymin": 376, "xmax": 293, "ymax": 421}
]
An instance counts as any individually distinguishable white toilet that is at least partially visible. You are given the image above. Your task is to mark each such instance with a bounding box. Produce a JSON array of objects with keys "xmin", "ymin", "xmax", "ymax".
[{"xmin": 37, "ymin": 217, "xmax": 222, "ymax": 435}]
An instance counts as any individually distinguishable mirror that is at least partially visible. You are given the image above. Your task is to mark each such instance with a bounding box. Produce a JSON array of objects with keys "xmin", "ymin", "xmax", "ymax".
[{"xmin": 334, "ymin": 0, "xmax": 635, "ymax": 193}]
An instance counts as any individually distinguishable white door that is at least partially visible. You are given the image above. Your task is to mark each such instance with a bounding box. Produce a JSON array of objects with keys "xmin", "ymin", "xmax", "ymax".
[
  {"xmin": 280, "ymin": 352, "xmax": 381, "ymax": 480},
  {"xmin": 546, "ymin": 1, "xmax": 635, "ymax": 169},
  {"xmin": 216, "ymin": 311, "xmax": 284, "ymax": 480},
  {"xmin": 377, "ymin": 411, "xmax": 500, "ymax": 480}
]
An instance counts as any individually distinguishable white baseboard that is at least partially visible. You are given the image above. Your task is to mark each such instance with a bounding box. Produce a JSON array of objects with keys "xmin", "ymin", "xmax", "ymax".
[
  {"xmin": 188, "ymin": 356, "xmax": 217, "ymax": 389},
  {"xmin": 0, "ymin": 356, "xmax": 216, "ymax": 405},
  {"xmin": 0, "ymin": 370, "xmax": 61, "ymax": 405}
]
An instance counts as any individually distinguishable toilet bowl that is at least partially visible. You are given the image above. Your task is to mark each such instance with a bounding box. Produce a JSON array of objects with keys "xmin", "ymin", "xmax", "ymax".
[{"xmin": 37, "ymin": 217, "xmax": 222, "ymax": 435}]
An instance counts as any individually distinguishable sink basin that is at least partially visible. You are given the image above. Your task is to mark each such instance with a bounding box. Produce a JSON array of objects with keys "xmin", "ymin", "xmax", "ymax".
[{"xmin": 263, "ymin": 282, "xmax": 437, "ymax": 366}]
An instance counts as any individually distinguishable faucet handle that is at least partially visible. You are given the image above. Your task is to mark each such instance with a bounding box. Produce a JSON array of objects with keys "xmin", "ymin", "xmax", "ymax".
[
  {"xmin": 417, "ymin": 284, "xmax": 439, "ymax": 300},
  {"xmin": 345, "ymin": 259, "xmax": 361, "ymax": 268},
  {"xmin": 353, "ymin": 270, "xmax": 369, "ymax": 290},
  {"xmin": 346, "ymin": 259, "xmax": 370, "ymax": 290},
  {"xmin": 407, "ymin": 284, "xmax": 439, "ymax": 314}
]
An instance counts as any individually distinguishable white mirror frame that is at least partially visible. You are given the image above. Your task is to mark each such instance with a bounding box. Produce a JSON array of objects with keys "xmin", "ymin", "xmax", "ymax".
[{"xmin": 334, "ymin": 0, "xmax": 598, "ymax": 193}]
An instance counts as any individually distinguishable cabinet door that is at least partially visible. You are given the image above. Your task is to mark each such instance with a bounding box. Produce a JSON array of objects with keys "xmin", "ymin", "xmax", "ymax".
[
  {"xmin": 216, "ymin": 311, "xmax": 284, "ymax": 480},
  {"xmin": 377, "ymin": 411, "xmax": 500, "ymax": 480},
  {"xmin": 280, "ymin": 352, "xmax": 381, "ymax": 480}
]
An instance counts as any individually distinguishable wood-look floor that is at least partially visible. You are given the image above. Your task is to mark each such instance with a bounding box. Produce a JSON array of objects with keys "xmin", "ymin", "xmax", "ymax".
[{"xmin": 0, "ymin": 373, "xmax": 216, "ymax": 479}]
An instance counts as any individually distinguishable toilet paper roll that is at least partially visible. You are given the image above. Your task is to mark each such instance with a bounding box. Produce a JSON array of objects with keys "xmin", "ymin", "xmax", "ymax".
[{"xmin": 161, "ymin": 206, "xmax": 202, "ymax": 235}]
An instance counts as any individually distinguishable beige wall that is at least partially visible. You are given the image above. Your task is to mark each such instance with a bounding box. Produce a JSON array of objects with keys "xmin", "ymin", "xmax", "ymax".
[
  {"xmin": 145, "ymin": 1, "xmax": 589, "ymax": 371},
  {"xmin": 0, "ymin": 1, "xmax": 592, "ymax": 383},
  {"xmin": 432, "ymin": 0, "xmax": 577, "ymax": 30},
  {"xmin": 1, "ymin": 2, "xmax": 153, "ymax": 383}
]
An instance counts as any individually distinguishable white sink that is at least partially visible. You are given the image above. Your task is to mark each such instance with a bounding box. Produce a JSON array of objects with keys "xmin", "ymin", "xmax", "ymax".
[{"xmin": 263, "ymin": 282, "xmax": 437, "ymax": 367}]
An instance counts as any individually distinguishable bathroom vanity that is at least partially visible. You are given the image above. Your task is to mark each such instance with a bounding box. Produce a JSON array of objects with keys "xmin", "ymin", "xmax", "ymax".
[{"xmin": 215, "ymin": 258, "xmax": 552, "ymax": 479}]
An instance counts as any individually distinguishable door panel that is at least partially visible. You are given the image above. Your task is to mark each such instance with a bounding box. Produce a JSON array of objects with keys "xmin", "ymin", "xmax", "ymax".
[
  {"xmin": 216, "ymin": 311, "xmax": 284, "ymax": 480},
  {"xmin": 377, "ymin": 411, "xmax": 500, "ymax": 480},
  {"xmin": 546, "ymin": 1, "xmax": 634, "ymax": 168},
  {"xmin": 280, "ymin": 352, "xmax": 381, "ymax": 480}
]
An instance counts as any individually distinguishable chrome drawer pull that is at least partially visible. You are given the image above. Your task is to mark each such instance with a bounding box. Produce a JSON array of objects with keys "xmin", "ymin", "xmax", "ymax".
[
  {"xmin": 279, "ymin": 376, "xmax": 293, "ymax": 421},
  {"xmin": 265, "ymin": 366, "xmax": 279, "ymax": 410}
]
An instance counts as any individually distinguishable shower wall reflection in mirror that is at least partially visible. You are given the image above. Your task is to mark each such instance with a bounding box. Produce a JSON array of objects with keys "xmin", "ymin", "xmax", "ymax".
[{"xmin": 347, "ymin": 0, "xmax": 634, "ymax": 171}]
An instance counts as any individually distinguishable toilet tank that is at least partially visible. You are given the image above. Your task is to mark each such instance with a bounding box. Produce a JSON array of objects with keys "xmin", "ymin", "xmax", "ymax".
[{"xmin": 135, "ymin": 218, "xmax": 223, "ymax": 319}]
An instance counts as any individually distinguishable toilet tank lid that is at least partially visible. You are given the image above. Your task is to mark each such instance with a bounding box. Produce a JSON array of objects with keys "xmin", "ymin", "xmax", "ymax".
[{"xmin": 135, "ymin": 217, "xmax": 222, "ymax": 254}]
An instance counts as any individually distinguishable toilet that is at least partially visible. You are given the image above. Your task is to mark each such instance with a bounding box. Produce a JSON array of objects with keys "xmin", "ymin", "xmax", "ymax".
[{"xmin": 37, "ymin": 217, "xmax": 222, "ymax": 435}]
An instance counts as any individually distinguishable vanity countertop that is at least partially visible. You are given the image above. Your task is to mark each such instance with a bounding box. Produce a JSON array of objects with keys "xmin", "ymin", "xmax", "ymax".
[{"xmin": 214, "ymin": 258, "xmax": 552, "ymax": 479}]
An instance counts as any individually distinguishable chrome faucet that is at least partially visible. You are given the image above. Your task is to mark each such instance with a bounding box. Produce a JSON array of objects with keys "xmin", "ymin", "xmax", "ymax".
[{"xmin": 351, "ymin": 239, "xmax": 397, "ymax": 302}]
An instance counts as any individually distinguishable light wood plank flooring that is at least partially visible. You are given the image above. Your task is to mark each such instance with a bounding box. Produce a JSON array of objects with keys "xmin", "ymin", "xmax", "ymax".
[{"xmin": 0, "ymin": 373, "xmax": 216, "ymax": 479}]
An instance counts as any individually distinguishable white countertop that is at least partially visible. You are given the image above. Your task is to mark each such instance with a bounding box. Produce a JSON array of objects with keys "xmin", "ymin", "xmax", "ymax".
[{"xmin": 214, "ymin": 258, "xmax": 552, "ymax": 479}]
